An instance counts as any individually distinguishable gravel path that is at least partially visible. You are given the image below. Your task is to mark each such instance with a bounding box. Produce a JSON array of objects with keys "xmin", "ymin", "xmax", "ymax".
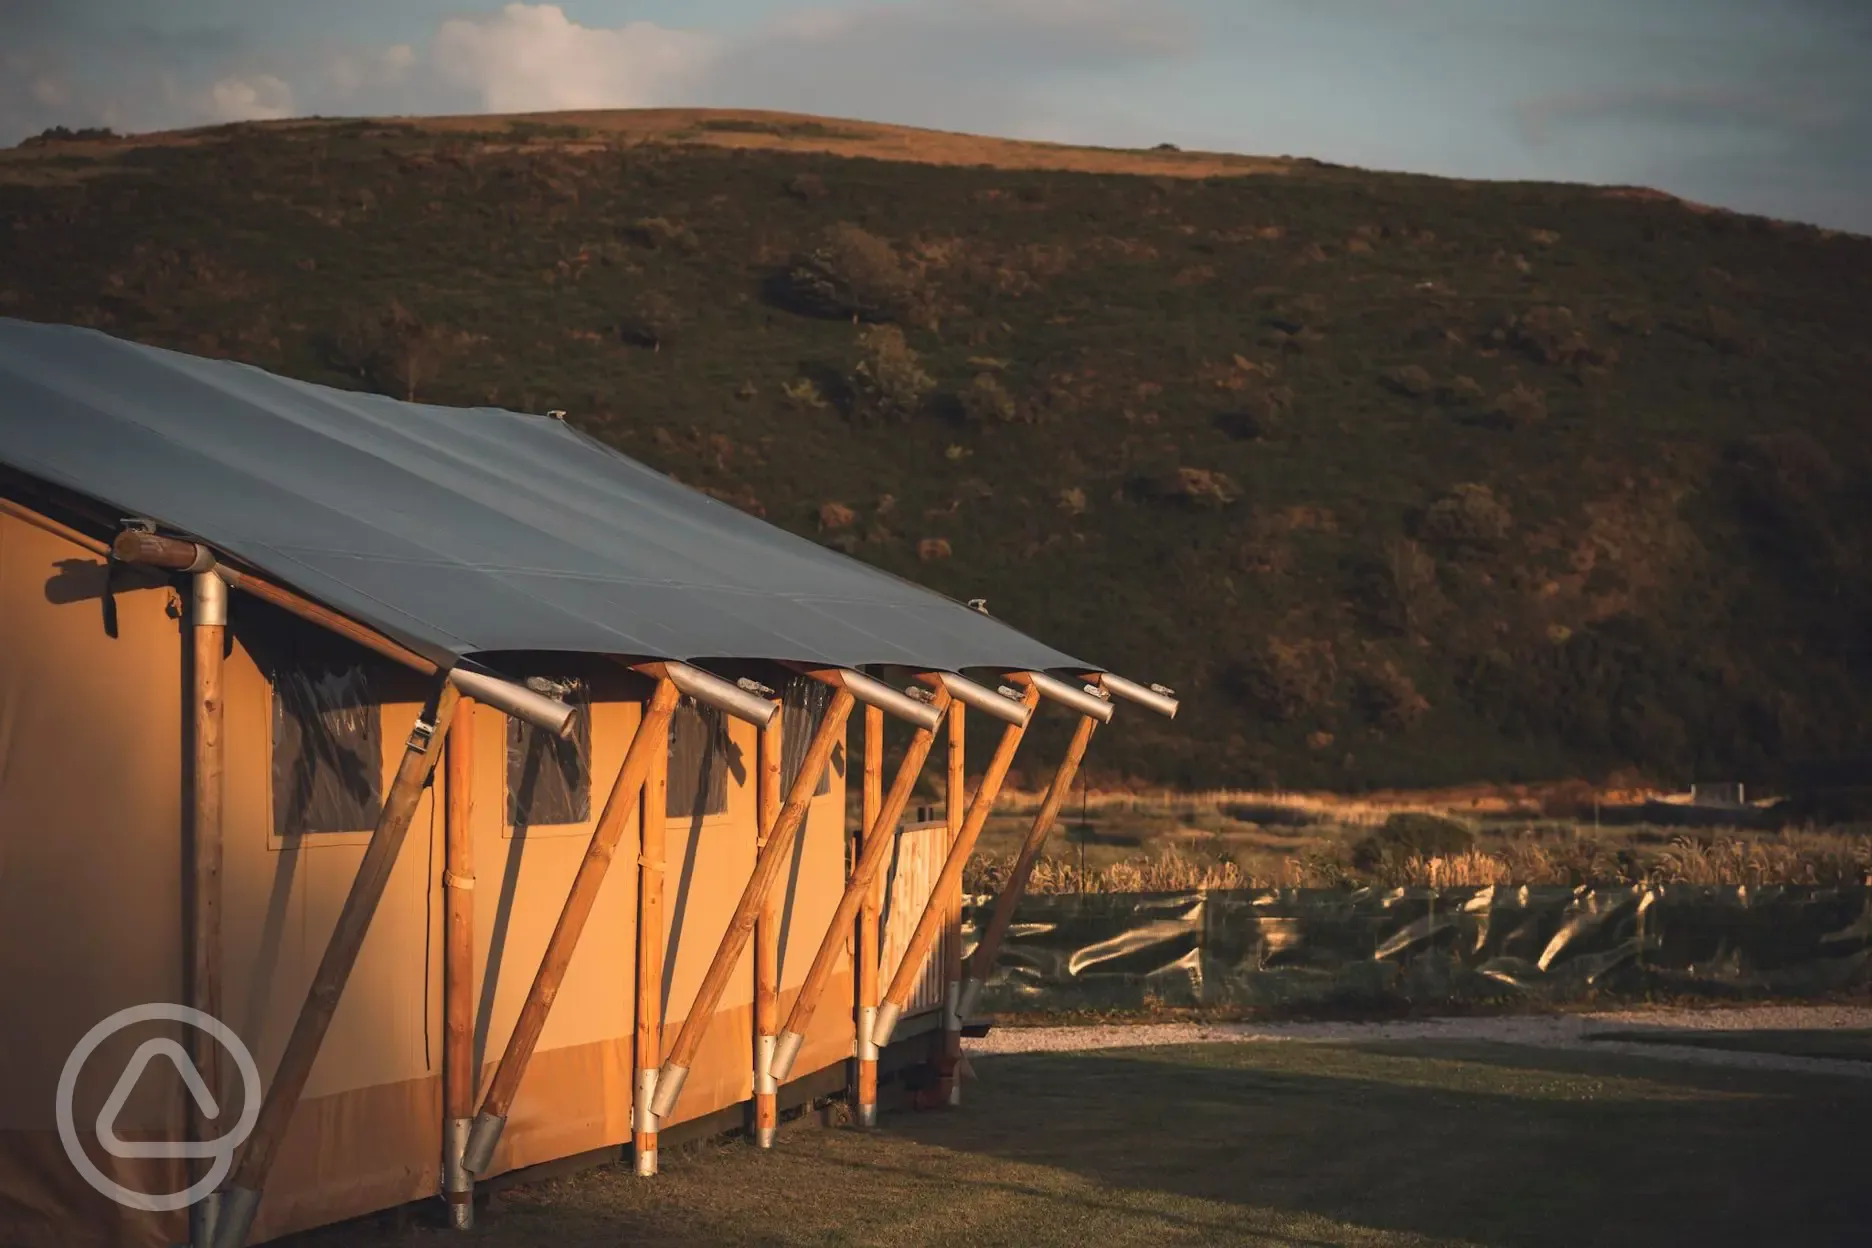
[{"xmin": 962, "ymin": 1005, "xmax": 1872, "ymax": 1079}]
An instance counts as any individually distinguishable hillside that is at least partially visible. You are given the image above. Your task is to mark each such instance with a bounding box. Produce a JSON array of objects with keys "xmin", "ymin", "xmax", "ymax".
[{"xmin": 2, "ymin": 109, "xmax": 1869, "ymax": 792}]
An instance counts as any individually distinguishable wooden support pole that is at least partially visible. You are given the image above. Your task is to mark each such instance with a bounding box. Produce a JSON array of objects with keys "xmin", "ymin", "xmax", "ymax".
[
  {"xmin": 212, "ymin": 682, "xmax": 461, "ymax": 1248},
  {"xmin": 853, "ymin": 705, "xmax": 884, "ymax": 1127},
  {"xmin": 752, "ymin": 702, "xmax": 783, "ymax": 1148},
  {"xmin": 940, "ymin": 699, "xmax": 966, "ymax": 1106},
  {"xmin": 462, "ymin": 676, "xmax": 681, "ymax": 1175},
  {"xmin": 187, "ymin": 570, "xmax": 226, "ymax": 1248},
  {"xmin": 633, "ymin": 710, "xmax": 670, "ymax": 1175},
  {"xmin": 957, "ymin": 713, "xmax": 1099, "ymax": 1021},
  {"xmin": 650, "ymin": 688, "xmax": 855, "ymax": 1118},
  {"xmin": 442, "ymin": 701, "xmax": 477, "ymax": 1231},
  {"xmin": 870, "ymin": 682, "xmax": 1040, "ymax": 1050},
  {"xmin": 770, "ymin": 689, "xmax": 951, "ymax": 1084},
  {"xmin": 634, "ymin": 706, "xmax": 670, "ymax": 1177}
]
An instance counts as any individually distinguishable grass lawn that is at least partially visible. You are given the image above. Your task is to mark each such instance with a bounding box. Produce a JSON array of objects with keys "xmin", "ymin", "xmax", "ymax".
[
  {"xmin": 1589, "ymin": 1027, "xmax": 1872, "ymax": 1063},
  {"xmin": 292, "ymin": 1040, "xmax": 1872, "ymax": 1247}
]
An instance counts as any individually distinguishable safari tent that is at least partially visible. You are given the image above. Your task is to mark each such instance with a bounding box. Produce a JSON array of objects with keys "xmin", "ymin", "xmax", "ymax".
[{"xmin": 0, "ymin": 318, "xmax": 1176, "ymax": 1248}]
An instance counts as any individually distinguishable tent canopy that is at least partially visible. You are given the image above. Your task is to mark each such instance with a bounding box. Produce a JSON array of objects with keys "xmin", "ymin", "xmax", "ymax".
[{"xmin": 0, "ymin": 318, "xmax": 1094, "ymax": 674}]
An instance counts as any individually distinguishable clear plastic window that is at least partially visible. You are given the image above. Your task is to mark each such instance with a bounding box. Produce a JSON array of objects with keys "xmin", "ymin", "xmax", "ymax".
[
  {"xmin": 667, "ymin": 699, "xmax": 730, "ymax": 819},
  {"xmin": 507, "ymin": 677, "xmax": 593, "ymax": 828},
  {"xmin": 780, "ymin": 674, "xmax": 844, "ymax": 797},
  {"xmin": 272, "ymin": 666, "xmax": 383, "ymax": 837}
]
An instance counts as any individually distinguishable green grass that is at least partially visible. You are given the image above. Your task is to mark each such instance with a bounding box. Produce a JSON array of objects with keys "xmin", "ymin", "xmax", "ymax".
[
  {"xmin": 292, "ymin": 1039, "xmax": 1872, "ymax": 1247},
  {"xmin": 3, "ymin": 115, "xmax": 1871, "ymax": 792},
  {"xmin": 1591, "ymin": 1028, "xmax": 1872, "ymax": 1063}
]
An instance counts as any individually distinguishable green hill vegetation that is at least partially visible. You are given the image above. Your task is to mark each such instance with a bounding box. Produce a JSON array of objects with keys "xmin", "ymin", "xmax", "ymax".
[{"xmin": 2, "ymin": 110, "xmax": 1868, "ymax": 792}]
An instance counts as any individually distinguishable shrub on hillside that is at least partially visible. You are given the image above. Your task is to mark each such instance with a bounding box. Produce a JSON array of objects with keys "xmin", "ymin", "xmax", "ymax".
[
  {"xmin": 23, "ymin": 125, "xmax": 118, "ymax": 146},
  {"xmin": 958, "ymin": 372, "xmax": 1018, "ymax": 423},
  {"xmin": 1354, "ymin": 661, "xmax": 1430, "ymax": 732},
  {"xmin": 1381, "ymin": 364, "xmax": 1434, "ymax": 399},
  {"xmin": 1229, "ymin": 638, "xmax": 1336, "ymax": 722},
  {"xmin": 1421, "ymin": 483, "xmax": 1512, "ymax": 548},
  {"xmin": 1494, "ymin": 305, "xmax": 1616, "ymax": 368},
  {"xmin": 785, "ymin": 223, "xmax": 922, "ymax": 323},
  {"xmin": 1136, "ymin": 466, "xmax": 1241, "ymax": 508},
  {"xmin": 784, "ymin": 172, "xmax": 829, "ymax": 201},
  {"xmin": 1437, "ymin": 375, "xmax": 1486, "ymax": 407},
  {"xmin": 328, "ymin": 299, "xmax": 455, "ymax": 401},
  {"xmin": 625, "ymin": 216, "xmax": 701, "ymax": 254},
  {"xmin": 1482, "ymin": 383, "xmax": 1547, "ymax": 430},
  {"xmin": 849, "ymin": 324, "xmax": 934, "ymax": 422}
]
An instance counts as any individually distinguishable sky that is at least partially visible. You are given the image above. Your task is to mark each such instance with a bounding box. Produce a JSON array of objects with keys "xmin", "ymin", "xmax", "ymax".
[{"xmin": 2, "ymin": 1, "xmax": 1868, "ymax": 233}]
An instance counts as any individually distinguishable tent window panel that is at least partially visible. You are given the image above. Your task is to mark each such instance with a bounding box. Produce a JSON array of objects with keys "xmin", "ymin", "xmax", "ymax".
[
  {"xmin": 272, "ymin": 666, "xmax": 383, "ymax": 837},
  {"xmin": 667, "ymin": 700, "xmax": 729, "ymax": 819},
  {"xmin": 780, "ymin": 675, "xmax": 844, "ymax": 797},
  {"xmin": 507, "ymin": 678, "xmax": 593, "ymax": 828}
]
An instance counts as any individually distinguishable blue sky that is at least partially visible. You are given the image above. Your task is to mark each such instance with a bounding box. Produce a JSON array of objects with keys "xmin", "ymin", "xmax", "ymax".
[{"xmin": 4, "ymin": 1, "xmax": 1868, "ymax": 233}]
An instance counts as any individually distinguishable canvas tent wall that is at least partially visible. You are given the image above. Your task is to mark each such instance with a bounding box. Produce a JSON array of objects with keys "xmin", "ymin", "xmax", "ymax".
[
  {"xmin": 0, "ymin": 318, "xmax": 1170, "ymax": 1248},
  {"xmin": 0, "ymin": 505, "xmax": 854, "ymax": 1246}
]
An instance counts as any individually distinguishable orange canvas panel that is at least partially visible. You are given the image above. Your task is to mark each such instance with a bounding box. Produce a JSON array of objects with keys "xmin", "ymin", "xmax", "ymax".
[
  {"xmin": 463, "ymin": 696, "xmax": 641, "ymax": 1176},
  {"xmin": 476, "ymin": 1037, "xmax": 634, "ymax": 1176},
  {"xmin": 775, "ymin": 759, "xmax": 857, "ymax": 1079},
  {"xmin": 0, "ymin": 510, "xmax": 871, "ymax": 1242},
  {"xmin": 0, "ymin": 1131, "xmax": 184, "ymax": 1248},
  {"xmin": 218, "ymin": 654, "xmax": 442, "ymax": 1104},
  {"xmin": 0, "ymin": 516, "xmax": 186, "ymax": 1117},
  {"xmin": 658, "ymin": 715, "xmax": 759, "ymax": 1125},
  {"xmin": 250, "ymin": 1073, "xmax": 441, "ymax": 1243}
]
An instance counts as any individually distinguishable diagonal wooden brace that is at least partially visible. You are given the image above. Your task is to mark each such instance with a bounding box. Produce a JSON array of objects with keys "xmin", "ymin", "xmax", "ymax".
[
  {"xmin": 869, "ymin": 680, "xmax": 1041, "ymax": 1050},
  {"xmin": 460, "ymin": 674, "xmax": 682, "ymax": 1175},
  {"xmin": 650, "ymin": 685, "xmax": 855, "ymax": 1118},
  {"xmin": 956, "ymin": 712, "xmax": 1099, "ymax": 1021},
  {"xmin": 212, "ymin": 681, "xmax": 461, "ymax": 1248},
  {"xmin": 768, "ymin": 684, "xmax": 952, "ymax": 1084}
]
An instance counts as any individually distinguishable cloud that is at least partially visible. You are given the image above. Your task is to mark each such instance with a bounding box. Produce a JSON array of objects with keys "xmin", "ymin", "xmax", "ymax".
[
  {"xmin": 687, "ymin": 0, "xmax": 1194, "ymax": 141},
  {"xmin": 431, "ymin": 4, "xmax": 722, "ymax": 113},
  {"xmin": 0, "ymin": 1, "xmax": 1195, "ymax": 143},
  {"xmin": 417, "ymin": 1, "xmax": 1190, "ymax": 126},
  {"xmin": 206, "ymin": 74, "xmax": 296, "ymax": 123},
  {"xmin": 323, "ymin": 44, "xmax": 416, "ymax": 98}
]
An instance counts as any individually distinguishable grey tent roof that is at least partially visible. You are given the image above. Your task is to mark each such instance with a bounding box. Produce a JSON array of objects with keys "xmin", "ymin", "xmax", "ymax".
[{"xmin": 0, "ymin": 318, "xmax": 1095, "ymax": 675}]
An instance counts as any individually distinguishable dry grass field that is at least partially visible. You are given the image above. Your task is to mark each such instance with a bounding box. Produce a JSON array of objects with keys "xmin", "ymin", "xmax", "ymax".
[{"xmin": 966, "ymin": 785, "xmax": 1872, "ymax": 892}]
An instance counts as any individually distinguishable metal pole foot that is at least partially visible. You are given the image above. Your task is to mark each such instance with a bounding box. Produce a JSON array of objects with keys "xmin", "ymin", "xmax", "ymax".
[
  {"xmin": 634, "ymin": 1136, "xmax": 659, "ymax": 1177},
  {"xmin": 187, "ymin": 1190, "xmax": 221, "ymax": 1248},
  {"xmin": 855, "ymin": 1101, "xmax": 877, "ymax": 1129},
  {"xmin": 771, "ymin": 1029, "xmax": 806, "ymax": 1084},
  {"xmin": 957, "ymin": 976, "xmax": 984, "ymax": 1021},
  {"xmin": 461, "ymin": 1111, "xmax": 506, "ymax": 1176},
  {"xmin": 870, "ymin": 1001, "xmax": 902, "ymax": 1051},
  {"xmin": 443, "ymin": 1116, "xmax": 474, "ymax": 1230},
  {"xmin": 650, "ymin": 1062, "xmax": 689, "ymax": 1118},
  {"xmin": 209, "ymin": 1187, "xmax": 259, "ymax": 1248}
]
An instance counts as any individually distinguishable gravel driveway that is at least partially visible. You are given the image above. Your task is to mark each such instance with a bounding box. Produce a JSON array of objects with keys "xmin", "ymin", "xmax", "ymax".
[{"xmin": 963, "ymin": 1005, "xmax": 1872, "ymax": 1078}]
